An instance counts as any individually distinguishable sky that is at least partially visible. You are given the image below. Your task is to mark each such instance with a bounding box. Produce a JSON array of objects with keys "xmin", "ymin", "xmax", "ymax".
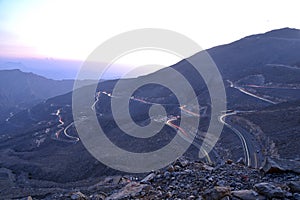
[{"xmin": 0, "ymin": 0, "xmax": 300, "ymax": 79}]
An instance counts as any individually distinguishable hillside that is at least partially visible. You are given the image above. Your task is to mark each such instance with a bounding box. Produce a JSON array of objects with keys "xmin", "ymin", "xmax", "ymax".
[
  {"xmin": 234, "ymin": 100, "xmax": 300, "ymax": 160},
  {"xmin": 0, "ymin": 69, "xmax": 93, "ymax": 121},
  {"xmin": 0, "ymin": 28, "xmax": 300, "ymax": 199}
]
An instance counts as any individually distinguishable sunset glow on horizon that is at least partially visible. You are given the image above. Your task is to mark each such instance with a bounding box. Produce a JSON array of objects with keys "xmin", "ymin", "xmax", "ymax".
[{"xmin": 1, "ymin": 0, "xmax": 300, "ymax": 79}]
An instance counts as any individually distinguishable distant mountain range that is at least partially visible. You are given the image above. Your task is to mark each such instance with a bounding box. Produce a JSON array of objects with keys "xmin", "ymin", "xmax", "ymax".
[
  {"xmin": 0, "ymin": 69, "xmax": 95, "ymax": 121},
  {"xmin": 0, "ymin": 58, "xmax": 82, "ymax": 80}
]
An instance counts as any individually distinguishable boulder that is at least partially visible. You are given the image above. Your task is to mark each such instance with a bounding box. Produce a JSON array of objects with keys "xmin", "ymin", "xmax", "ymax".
[
  {"xmin": 232, "ymin": 190, "xmax": 266, "ymax": 200},
  {"xmin": 288, "ymin": 181, "xmax": 300, "ymax": 193},
  {"xmin": 201, "ymin": 164, "xmax": 214, "ymax": 171},
  {"xmin": 254, "ymin": 182, "xmax": 285, "ymax": 198},
  {"xmin": 237, "ymin": 157, "xmax": 245, "ymax": 165},
  {"xmin": 106, "ymin": 181, "xmax": 152, "ymax": 200},
  {"xmin": 203, "ymin": 186, "xmax": 231, "ymax": 200},
  {"xmin": 70, "ymin": 191, "xmax": 87, "ymax": 200},
  {"xmin": 140, "ymin": 173, "xmax": 155, "ymax": 184},
  {"xmin": 174, "ymin": 156, "xmax": 190, "ymax": 168},
  {"xmin": 260, "ymin": 157, "xmax": 285, "ymax": 173},
  {"xmin": 167, "ymin": 165, "xmax": 175, "ymax": 172},
  {"xmin": 261, "ymin": 157, "xmax": 300, "ymax": 174}
]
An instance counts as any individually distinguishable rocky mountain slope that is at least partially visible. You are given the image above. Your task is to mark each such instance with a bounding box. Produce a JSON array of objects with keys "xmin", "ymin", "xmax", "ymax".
[
  {"xmin": 0, "ymin": 28, "xmax": 300, "ymax": 199},
  {"xmin": 0, "ymin": 69, "xmax": 94, "ymax": 121},
  {"xmin": 5, "ymin": 157, "xmax": 300, "ymax": 199},
  {"xmin": 234, "ymin": 100, "xmax": 300, "ymax": 160}
]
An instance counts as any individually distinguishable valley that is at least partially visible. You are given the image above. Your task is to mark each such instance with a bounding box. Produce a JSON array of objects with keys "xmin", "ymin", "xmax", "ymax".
[{"xmin": 0, "ymin": 28, "xmax": 300, "ymax": 199}]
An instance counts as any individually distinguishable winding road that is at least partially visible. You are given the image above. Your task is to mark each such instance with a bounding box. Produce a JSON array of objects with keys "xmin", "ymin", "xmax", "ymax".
[
  {"xmin": 227, "ymin": 80, "xmax": 277, "ymax": 104},
  {"xmin": 95, "ymin": 91, "xmax": 216, "ymax": 163},
  {"xmin": 266, "ymin": 63, "xmax": 300, "ymax": 70},
  {"xmin": 224, "ymin": 79, "xmax": 287, "ymax": 167},
  {"xmin": 132, "ymin": 96, "xmax": 218, "ymax": 163},
  {"xmin": 52, "ymin": 109, "xmax": 80, "ymax": 143},
  {"xmin": 51, "ymin": 86, "xmax": 267, "ymax": 168},
  {"xmin": 64, "ymin": 122, "xmax": 80, "ymax": 142},
  {"xmin": 220, "ymin": 111, "xmax": 249, "ymax": 166},
  {"xmin": 225, "ymin": 77, "xmax": 300, "ymax": 167},
  {"xmin": 166, "ymin": 117, "xmax": 213, "ymax": 163},
  {"xmin": 57, "ymin": 84, "xmax": 271, "ymax": 167},
  {"xmin": 91, "ymin": 91, "xmax": 101, "ymax": 111},
  {"xmin": 219, "ymin": 111, "xmax": 265, "ymax": 168},
  {"xmin": 47, "ymin": 70, "xmax": 298, "ymax": 169}
]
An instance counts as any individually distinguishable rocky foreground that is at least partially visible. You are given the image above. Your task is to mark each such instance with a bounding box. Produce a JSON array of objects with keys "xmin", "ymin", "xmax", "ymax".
[{"xmin": 16, "ymin": 157, "xmax": 300, "ymax": 200}]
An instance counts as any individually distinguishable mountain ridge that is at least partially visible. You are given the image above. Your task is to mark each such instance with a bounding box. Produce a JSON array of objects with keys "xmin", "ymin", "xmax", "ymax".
[{"xmin": 0, "ymin": 69, "xmax": 95, "ymax": 121}]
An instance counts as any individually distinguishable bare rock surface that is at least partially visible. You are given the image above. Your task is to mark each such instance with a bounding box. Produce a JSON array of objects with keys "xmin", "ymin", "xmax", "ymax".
[{"xmin": 2, "ymin": 157, "xmax": 300, "ymax": 199}]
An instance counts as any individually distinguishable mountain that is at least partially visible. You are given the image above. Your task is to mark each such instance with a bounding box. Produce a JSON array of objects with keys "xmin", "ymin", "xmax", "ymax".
[
  {"xmin": 208, "ymin": 27, "xmax": 300, "ymax": 79},
  {"xmin": 235, "ymin": 99, "xmax": 300, "ymax": 160},
  {"xmin": 115, "ymin": 28, "xmax": 300, "ymax": 111},
  {"xmin": 188, "ymin": 27, "xmax": 300, "ymax": 108},
  {"xmin": 0, "ymin": 69, "xmax": 94, "ymax": 121},
  {"xmin": 0, "ymin": 58, "xmax": 83, "ymax": 80},
  {"xmin": 0, "ymin": 28, "xmax": 300, "ymax": 198}
]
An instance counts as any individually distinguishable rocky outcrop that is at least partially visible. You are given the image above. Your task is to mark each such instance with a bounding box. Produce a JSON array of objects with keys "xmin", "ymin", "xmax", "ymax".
[
  {"xmin": 3, "ymin": 157, "xmax": 300, "ymax": 199},
  {"xmin": 70, "ymin": 192, "xmax": 88, "ymax": 200},
  {"xmin": 202, "ymin": 186, "xmax": 231, "ymax": 200},
  {"xmin": 140, "ymin": 173, "xmax": 155, "ymax": 184},
  {"xmin": 261, "ymin": 157, "xmax": 300, "ymax": 174},
  {"xmin": 254, "ymin": 182, "xmax": 285, "ymax": 198},
  {"xmin": 106, "ymin": 182, "xmax": 152, "ymax": 200},
  {"xmin": 100, "ymin": 158, "xmax": 300, "ymax": 199},
  {"xmin": 232, "ymin": 189, "xmax": 266, "ymax": 200}
]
